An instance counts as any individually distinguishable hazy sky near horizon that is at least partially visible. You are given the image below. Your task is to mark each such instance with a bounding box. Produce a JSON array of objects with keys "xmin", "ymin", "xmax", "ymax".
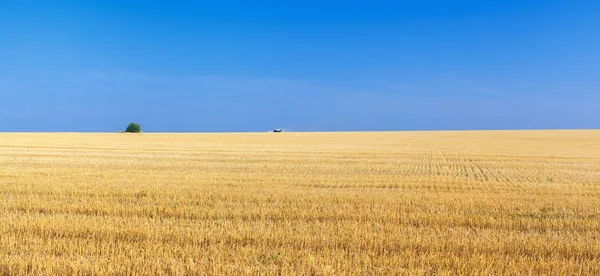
[{"xmin": 1, "ymin": 1, "xmax": 599, "ymax": 132}]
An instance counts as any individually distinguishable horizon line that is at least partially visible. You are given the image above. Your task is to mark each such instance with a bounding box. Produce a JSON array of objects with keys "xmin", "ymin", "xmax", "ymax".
[{"xmin": 0, "ymin": 128, "xmax": 599, "ymax": 134}]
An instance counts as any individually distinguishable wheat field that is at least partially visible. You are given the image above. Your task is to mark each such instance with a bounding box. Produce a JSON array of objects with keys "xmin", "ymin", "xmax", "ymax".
[{"xmin": 0, "ymin": 131, "xmax": 599, "ymax": 275}]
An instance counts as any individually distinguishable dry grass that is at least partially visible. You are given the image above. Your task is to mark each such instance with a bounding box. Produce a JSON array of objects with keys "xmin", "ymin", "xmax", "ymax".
[{"xmin": 1, "ymin": 131, "xmax": 599, "ymax": 275}]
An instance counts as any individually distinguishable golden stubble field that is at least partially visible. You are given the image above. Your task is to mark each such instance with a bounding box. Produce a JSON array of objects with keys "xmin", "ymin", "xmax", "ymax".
[{"xmin": 0, "ymin": 131, "xmax": 599, "ymax": 275}]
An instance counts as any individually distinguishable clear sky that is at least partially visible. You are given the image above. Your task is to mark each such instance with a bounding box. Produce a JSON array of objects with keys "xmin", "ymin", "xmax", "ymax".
[{"xmin": 1, "ymin": 1, "xmax": 599, "ymax": 132}]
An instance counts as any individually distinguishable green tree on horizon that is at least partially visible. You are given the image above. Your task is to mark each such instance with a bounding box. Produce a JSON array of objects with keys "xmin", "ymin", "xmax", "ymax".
[{"xmin": 125, "ymin": 122, "xmax": 142, "ymax": 133}]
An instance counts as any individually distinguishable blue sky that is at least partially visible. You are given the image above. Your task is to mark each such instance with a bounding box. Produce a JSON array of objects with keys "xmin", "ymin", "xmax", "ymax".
[{"xmin": 1, "ymin": 1, "xmax": 599, "ymax": 132}]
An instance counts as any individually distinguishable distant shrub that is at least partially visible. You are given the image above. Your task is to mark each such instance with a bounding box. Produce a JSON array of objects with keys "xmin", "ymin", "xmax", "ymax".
[{"xmin": 125, "ymin": 123, "xmax": 142, "ymax": 133}]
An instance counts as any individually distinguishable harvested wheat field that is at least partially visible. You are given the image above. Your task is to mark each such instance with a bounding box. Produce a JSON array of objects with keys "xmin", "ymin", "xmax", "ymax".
[{"xmin": 0, "ymin": 131, "xmax": 599, "ymax": 275}]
